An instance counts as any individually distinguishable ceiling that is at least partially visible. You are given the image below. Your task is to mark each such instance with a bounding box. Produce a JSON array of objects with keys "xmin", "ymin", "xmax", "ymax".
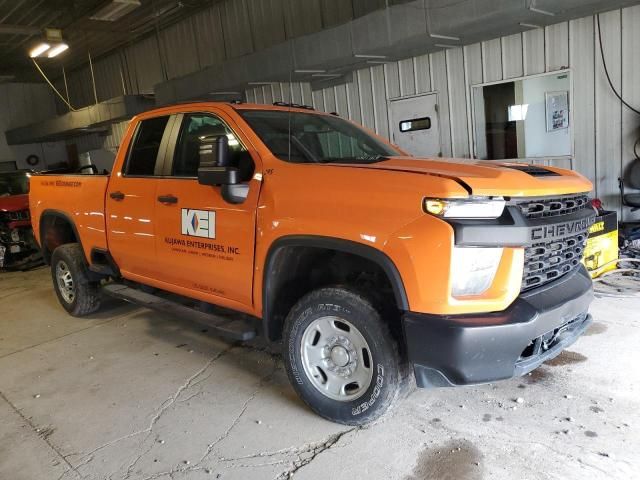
[{"xmin": 0, "ymin": 0, "xmax": 213, "ymax": 82}]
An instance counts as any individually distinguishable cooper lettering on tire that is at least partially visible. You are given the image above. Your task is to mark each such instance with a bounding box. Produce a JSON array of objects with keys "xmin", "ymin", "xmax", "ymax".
[{"xmin": 282, "ymin": 287, "xmax": 408, "ymax": 425}]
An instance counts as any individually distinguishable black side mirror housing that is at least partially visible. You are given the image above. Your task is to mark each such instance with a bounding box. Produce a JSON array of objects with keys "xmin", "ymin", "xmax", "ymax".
[
  {"xmin": 198, "ymin": 166, "xmax": 240, "ymax": 186},
  {"xmin": 197, "ymin": 134, "xmax": 239, "ymax": 186}
]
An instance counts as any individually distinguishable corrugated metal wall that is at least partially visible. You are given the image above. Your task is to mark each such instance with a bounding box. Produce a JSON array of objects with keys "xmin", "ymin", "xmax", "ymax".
[
  {"xmin": 54, "ymin": 0, "xmax": 369, "ymax": 113},
  {"xmin": 245, "ymin": 6, "xmax": 640, "ymax": 221},
  {"xmin": 0, "ymin": 83, "xmax": 67, "ymax": 169}
]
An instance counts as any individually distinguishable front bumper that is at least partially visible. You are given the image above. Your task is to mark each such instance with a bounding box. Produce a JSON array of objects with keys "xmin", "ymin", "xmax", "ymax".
[{"xmin": 403, "ymin": 265, "xmax": 593, "ymax": 388}]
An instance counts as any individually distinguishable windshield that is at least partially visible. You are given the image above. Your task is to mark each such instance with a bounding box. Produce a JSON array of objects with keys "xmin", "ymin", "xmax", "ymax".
[
  {"xmin": 0, "ymin": 172, "xmax": 29, "ymax": 197},
  {"xmin": 239, "ymin": 110, "xmax": 399, "ymax": 164}
]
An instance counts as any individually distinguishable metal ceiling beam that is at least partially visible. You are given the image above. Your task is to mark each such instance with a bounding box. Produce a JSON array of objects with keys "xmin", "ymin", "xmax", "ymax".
[
  {"xmin": 0, "ymin": 23, "xmax": 40, "ymax": 35},
  {"xmin": 4, "ymin": 94, "xmax": 154, "ymax": 144}
]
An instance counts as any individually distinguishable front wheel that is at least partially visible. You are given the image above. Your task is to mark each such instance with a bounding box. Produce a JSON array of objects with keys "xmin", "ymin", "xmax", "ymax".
[
  {"xmin": 283, "ymin": 287, "xmax": 407, "ymax": 425},
  {"xmin": 50, "ymin": 243, "xmax": 101, "ymax": 316}
]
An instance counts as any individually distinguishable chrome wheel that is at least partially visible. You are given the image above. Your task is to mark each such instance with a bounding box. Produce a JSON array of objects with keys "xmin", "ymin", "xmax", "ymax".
[
  {"xmin": 300, "ymin": 316, "xmax": 374, "ymax": 402},
  {"xmin": 56, "ymin": 260, "xmax": 75, "ymax": 304}
]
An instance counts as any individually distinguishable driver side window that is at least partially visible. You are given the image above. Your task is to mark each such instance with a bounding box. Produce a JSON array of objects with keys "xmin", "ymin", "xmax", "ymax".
[{"xmin": 172, "ymin": 114, "xmax": 253, "ymax": 180}]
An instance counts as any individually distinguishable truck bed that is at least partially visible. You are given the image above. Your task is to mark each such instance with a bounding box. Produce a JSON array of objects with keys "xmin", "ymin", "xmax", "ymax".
[{"xmin": 29, "ymin": 174, "xmax": 110, "ymax": 261}]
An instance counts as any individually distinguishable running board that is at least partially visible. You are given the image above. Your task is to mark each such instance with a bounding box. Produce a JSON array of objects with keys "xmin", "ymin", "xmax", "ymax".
[{"xmin": 102, "ymin": 283, "xmax": 257, "ymax": 341}]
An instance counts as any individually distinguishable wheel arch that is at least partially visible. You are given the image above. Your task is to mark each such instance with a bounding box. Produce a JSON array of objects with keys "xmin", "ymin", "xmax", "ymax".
[
  {"xmin": 39, "ymin": 209, "xmax": 85, "ymax": 265},
  {"xmin": 262, "ymin": 235, "xmax": 409, "ymax": 342}
]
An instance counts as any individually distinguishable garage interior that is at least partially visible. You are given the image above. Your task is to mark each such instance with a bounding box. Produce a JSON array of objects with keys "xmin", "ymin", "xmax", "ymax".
[{"xmin": 1, "ymin": 1, "xmax": 640, "ymax": 479}]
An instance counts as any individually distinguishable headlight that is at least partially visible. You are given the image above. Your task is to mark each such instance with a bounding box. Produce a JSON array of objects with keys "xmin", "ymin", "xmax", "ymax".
[
  {"xmin": 424, "ymin": 196, "xmax": 506, "ymax": 219},
  {"xmin": 10, "ymin": 229, "xmax": 20, "ymax": 243},
  {"xmin": 451, "ymin": 247, "xmax": 503, "ymax": 296}
]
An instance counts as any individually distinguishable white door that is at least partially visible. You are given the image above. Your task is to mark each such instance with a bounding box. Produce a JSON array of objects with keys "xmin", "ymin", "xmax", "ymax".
[{"xmin": 388, "ymin": 94, "xmax": 441, "ymax": 157}]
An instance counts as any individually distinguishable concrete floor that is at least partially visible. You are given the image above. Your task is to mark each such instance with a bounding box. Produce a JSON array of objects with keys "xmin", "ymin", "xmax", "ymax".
[{"xmin": 0, "ymin": 267, "xmax": 638, "ymax": 480}]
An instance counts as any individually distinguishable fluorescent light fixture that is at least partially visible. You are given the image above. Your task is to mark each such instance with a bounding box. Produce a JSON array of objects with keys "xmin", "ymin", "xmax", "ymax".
[
  {"xmin": 47, "ymin": 43, "xmax": 68, "ymax": 58},
  {"xmin": 366, "ymin": 60, "xmax": 393, "ymax": 64},
  {"xmin": 354, "ymin": 54, "xmax": 387, "ymax": 59},
  {"xmin": 528, "ymin": 6, "xmax": 555, "ymax": 16},
  {"xmin": 430, "ymin": 33, "xmax": 460, "ymax": 41},
  {"xmin": 311, "ymin": 73, "xmax": 342, "ymax": 78},
  {"xmin": 208, "ymin": 91, "xmax": 241, "ymax": 95},
  {"xmin": 519, "ymin": 22, "xmax": 542, "ymax": 29},
  {"xmin": 294, "ymin": 69, "xmax": 326, "ymax": 73},
  {"xmin": 90, "ymin": 0, "xmax": 141, "ymax": 21},
  {"xmin": 29, "ymin": 42, "xmax": 50, "ymax": 58},
  {"xmin": 434, "ymin": 44, "xmax": 457, "ymax": 49},
  {"xmin": 247, "ymin": 81, "xmax": 279, "ymax": 86}
]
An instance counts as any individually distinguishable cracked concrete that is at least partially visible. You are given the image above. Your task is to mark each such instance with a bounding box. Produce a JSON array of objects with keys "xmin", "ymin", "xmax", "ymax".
[{"xmin": 1, "ymin": 267, "xmax": 639, "ymax": 479}]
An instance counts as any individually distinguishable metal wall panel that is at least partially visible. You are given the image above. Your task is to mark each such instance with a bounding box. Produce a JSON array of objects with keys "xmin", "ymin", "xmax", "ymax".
[
  {"xmin": 192, "ymin": 5, "xmax": 227, "ymax": 68},
  {"xmin": 398, "ymin": 58, "xmax": 416, "ymax": 97},
  {"xmin": 283, "ymin": 0, "xmax": 323, "ymax": 39},
  {"xmin": 523, "ymin": 28, "xmax": 545, "ymax": 75},
  {"xmin": 385, "ymin": 62, "xmax": 401, "ymax": 99},
  {"xmin": 545, "ymin": 22, "xmax": 570, "ymax": 71},
  {"xmin": 431, "ymin": 50, "xmax": 452, "ymax": 157},
  {"xmin": 323, "ymin": 87, "xmax": 337, "ymax": 113},
  {"xmin": 464, "ymin": 43, "xmax": 483, "ymax": 85},
  {"xmin": 0, "ymin": 83, "xmax": 65, "ymax": 167},
  {"xmin": 248, "ymin": 0, "xmax": 287, "ymax": 50},
  {"xmin": 357, "ymin": 68, "xmax": 376, "ymax": 131},
  {"xmin": 92, "ymin": 53, "xmax": 126, "ymax": 101},
  {"xmin": 595, "ymin": 10, "xmax": 622, "ymax": 212},
  {"xmin": 501, "ymin": 33, "xmax": 523, "ymax": 79},
  {"xmin": 161, "ymin": 17, "xmax": 201, "ymax": 79},
  {"xmin": 414, "ymin": 53, "xmax": 432, "ymax": 94},
  {"xmin": 124, "ymin": 35, "xmax": 165, "ymax": 94},
  {"xmin": 334, "ymin": 84, "xmax": 349, "ymax": 116},
  {"xmin": 346, "ymin": 75, "xmax": 362, "ymax": 123},
  {"xmin": 621, "ymin": 5, "xmax": 640, "ymax": 221},
  {"xmin": 569, "ymin": 16, "xmax": 596, "ymax": 188},
  {"xmin": 481, "ymin": 38, "xmax": 503, "ymax": 82},
  {"xmin": 371, "ymin": 65, "xmax": 389, "ymax": 138},
  {"xmin": 221, "ymin": 0, "xmax": 254, "ymax": 58},
  {"xmin": 446, "ymin": 48, "xmax": 470, "ymax": 157},
  {"xmin": 320, "ymin": 0, "xmax": 354, "ymax": 27}
]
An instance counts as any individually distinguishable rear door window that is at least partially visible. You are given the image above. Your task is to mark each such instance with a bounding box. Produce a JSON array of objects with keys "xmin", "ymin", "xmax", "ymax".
[{"xmin": 125, "ymin": 116, "xmax": 170, "ymax": 176}]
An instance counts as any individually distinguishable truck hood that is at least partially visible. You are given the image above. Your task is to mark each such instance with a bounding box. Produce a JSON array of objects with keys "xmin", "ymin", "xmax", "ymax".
[
  {"xmin": 332, "ymin": 157, "xmax": 592, "ymax": 197},
  {"xmin": 0, "ymin": 194, "xmax": 29, "ymax": 212}
]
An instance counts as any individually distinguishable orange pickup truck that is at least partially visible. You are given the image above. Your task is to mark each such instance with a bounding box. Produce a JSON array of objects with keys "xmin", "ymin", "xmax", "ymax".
[{"xmin": 30, "ymin": 102, "xmax": 595, "ymax": 425}]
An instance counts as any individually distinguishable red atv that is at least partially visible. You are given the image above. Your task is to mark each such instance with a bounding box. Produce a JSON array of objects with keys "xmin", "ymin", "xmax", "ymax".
[{"xmin": 0, "ymin": 170, "xmax": 41, "ymax": 269}]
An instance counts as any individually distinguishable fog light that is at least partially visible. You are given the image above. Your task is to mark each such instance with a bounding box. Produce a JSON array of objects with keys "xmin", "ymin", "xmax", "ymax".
[{"xmin": 451, "ymin": 247, "xmax": 503, "ymax": 296}]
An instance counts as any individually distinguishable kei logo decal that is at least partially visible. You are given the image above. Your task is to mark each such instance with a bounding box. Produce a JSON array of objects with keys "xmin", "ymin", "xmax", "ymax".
[{"xmin": 181, "ymin": 209, "xmax": 216, "ymax": 239}]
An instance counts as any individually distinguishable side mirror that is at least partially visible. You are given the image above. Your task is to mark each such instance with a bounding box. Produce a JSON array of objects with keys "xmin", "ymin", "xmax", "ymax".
[{"xmin": 197, "ymin": 134, "xmax": 239, "ymax": 186}]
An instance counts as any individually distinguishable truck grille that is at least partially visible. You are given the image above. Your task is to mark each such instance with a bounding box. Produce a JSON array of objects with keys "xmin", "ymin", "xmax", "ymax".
[
  {"xmin": 517, "ymin": 194, "xmax": 591, "ymax": 291},
  {"xmin": 522, "ymin": 232, "xmax": 588, "ymax": 290},
  {"xmin": 517, "ymin": 194, "xmax": 589, "ymax": 219}
]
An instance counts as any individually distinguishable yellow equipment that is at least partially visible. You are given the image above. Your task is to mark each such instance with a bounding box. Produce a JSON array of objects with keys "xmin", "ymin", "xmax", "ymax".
[{"xmin": 583, "ymin": 211, "xmax": 618, "ymax": 278}]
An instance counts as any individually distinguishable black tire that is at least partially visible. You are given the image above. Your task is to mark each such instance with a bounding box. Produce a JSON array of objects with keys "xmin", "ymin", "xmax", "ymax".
[
  {"xmin": 50, "ymin": 243, "xmax": 101, "ymax": 316},
  {"xmin": 283, "ymin": 287, "xmax": 408, "ymax": 425}
]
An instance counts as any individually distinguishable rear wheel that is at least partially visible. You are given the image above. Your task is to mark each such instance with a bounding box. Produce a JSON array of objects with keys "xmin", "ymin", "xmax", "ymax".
[
  {"xmin": 283, "ymin": 287, "xmax": 407, "ymax": 425},
  {"xmin": 51, "ymin": 244, "xmax": 101, "ymax": 316}
]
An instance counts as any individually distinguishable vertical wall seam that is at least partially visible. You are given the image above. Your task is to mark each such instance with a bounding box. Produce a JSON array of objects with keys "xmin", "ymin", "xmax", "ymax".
[
  {"xmin": 593, "ymin": 14, "xmax": 599, "ymax": 197},
  {"xmin": 445, "ymin": 49, "xmax": 455, "ymax": 157},
  {"xmin": 462, "ymin": 46, "xmax": 473, "ymax": 158}
]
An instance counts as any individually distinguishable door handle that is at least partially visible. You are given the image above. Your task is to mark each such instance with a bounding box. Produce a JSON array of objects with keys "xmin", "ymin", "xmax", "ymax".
[
  {"xmin": 157, "ymin": 194, "xmax": 178, "ymax": 204},
  {"xmin": 110, "ymin": 191, "xmax": 125, "ymax": 201}
]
